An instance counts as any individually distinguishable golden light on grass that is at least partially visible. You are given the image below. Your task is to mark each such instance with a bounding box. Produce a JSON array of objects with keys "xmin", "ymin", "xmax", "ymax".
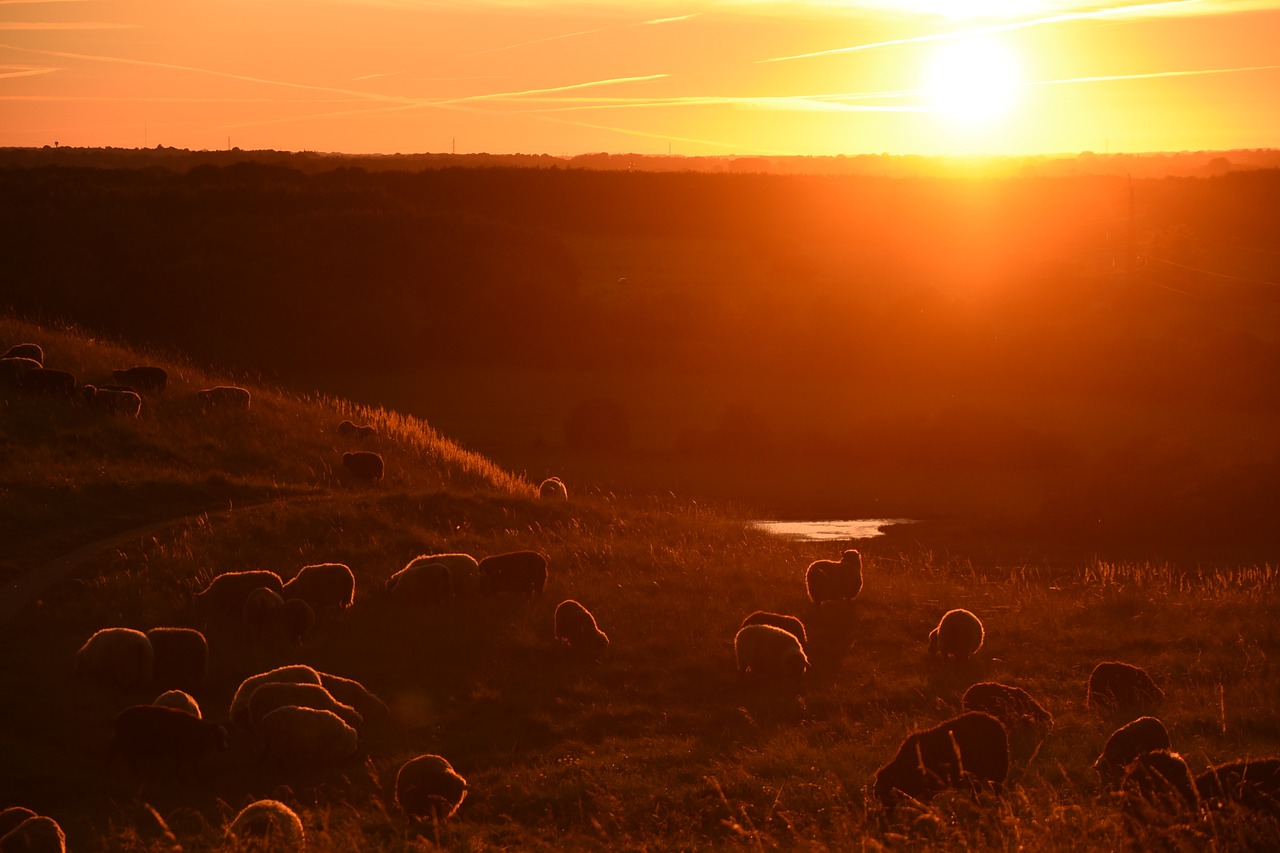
[{"xmin": 923, "ymin": 34, "xmax": 1023, "ymax": 127}]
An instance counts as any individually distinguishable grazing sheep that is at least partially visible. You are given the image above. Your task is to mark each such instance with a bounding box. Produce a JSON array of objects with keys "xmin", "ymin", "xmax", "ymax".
[
  {"xmin": 227, "ymin": 800, "xmax": 305, "ymax": 853},
  {"xmin": 1094, "ymin": 716, "xmax": 1172, "ymax": 785},
  {"xmin": 258, "ymin": 706, "xmax": 359, "ymax": 770},
  {"xmin": 962, "ymin": 682, "xmax": 1054, "ymax": 763},
  {"xmin": 196, "ymin": 569, "xmax": 284, "ymax": 616},
  {"xmin": 145, "ymin": 627, "xmax": 208, "ymax": 692},
  {"xmin": 1195, "ymin": 758, "xmax": 1280, "ymax": 813},
  {"xmin": 317, "ymin": 671, "xmax": 389, "ymax": 726},
  {"xmin": 242, "ymin": 585, "xmax": 285, "ymax": 633},
  {"xmin": 1120, "ymin": 750, "xmax": 1200, "ymax": 821},
  {"xmin": 1088, "ymin": 661, "xmax": 1165, "ymax": 712},
  {"xmin": 74, "ymin": 627, "xmax": 153, "ymax": 690},
  {"xmin": 740, "ymin": 610, "xmax": 808, "ymax": 646},
  {"xmin": 928, "ymin": 608, "xmax": 985, "ymax": 661},
  {"xmin": 196, "ymin": 385, "xmax": 251, "ymax": 410},
  {"xmin": 112, "ymin": 366, "xmax": 167, "ymax": 393},
  {"xmin": 538, "ymin": 476, "xmax": 568, "ymax": 500},
  {"xmin": 0, "ymin": 815, "xmax": 65, "ymax": 853},
  {"xmin": 280, "ymin": 598, "xmax": 316, "ymax": 644},
  {"xmin": 1, "ymin": 343, "xmax": 42, "ymax": 364},
  {"xmin": 874, "ymin": 712, "xmax": 1010, "ymax": 807},
  {"xmin": 154, "ymin": 689, "xmax": 202, "ymax": 719},
  {"xmin": 804, "ymin": 549, "xmax": 863, "ymax": 605},
  {"xmin": 341, "ymin": 450, "xmax": 384, "ymax": 482},
  {"xmin": 282, "ymin": 562, "xmax": 355, "ymax": 611},
  {"xmin": 554, "ymin": 599, "xmax": 610, "ymax": 654},
  {"xmin": 396, "ymin": 754, "xmax": 469, "ymax": 822},
  {"xmin": 0, "ymin": 356, "xmax": 42, "ymax": 387},
  {"xmin": 81, "ymin": 384, "xmax": 141, "ymax": 417},
  {"xmin": 0, "ymin": 810, "xmax": 37, "ymax": 840},
  {"xmin": 247, "ymin": 682, "xmax": 363, "ymax": 732},
  {"xmin": 386, "ymin": 561, "xmax": 453, "ymax": 605},
  {"xmin": 404, "ymin": 553, "xmax": 481, "ymax": 595},
  {"xmin": 337, "ymin": 419, "xmax": 376, "ymax": 439},
  {"xmin": 109, "ymin": 704, "xmax": 227, "ymax": 773},
  {"xmin": 734, "ymin": 624, "xmax": 809, "ymax": 685},
  {"xmin": 229, "ymin": 665, "xmax": 323, "ymax": 729},
  {"xmin": 19, "ymin": 367, "xmax": 76, "ymax": 396},
  {"xmin": 479, "ymin": 550, "xmax": 549, "ymax": 595}
]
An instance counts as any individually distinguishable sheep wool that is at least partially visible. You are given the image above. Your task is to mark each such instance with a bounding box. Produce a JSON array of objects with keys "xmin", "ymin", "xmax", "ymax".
[
  {"xmin": 317, "ymin": 672, "xmax": 389, "ymax": 726},
  {"xmin": 962, "ymin": 681, "xmax": 1054, "ymax": 763},
  {"xmin": 395, "ymin": 754, "xmax": 469, "ymax": 821},
  {"xmin": 928, "ymin": 608, "xmax": 985, "ymax": 661},
  {"xmin": 282, "ymin": 562, "xmax": 356, "ymax": 611},
  {"xmin": 197, "ymin": 570, "xmax": 285, "ymax": 616},
  {"xmin": 804, "ymin": 549, "xmax": 863, "ymax": 605},
  {"xmin": 1120, "ymin": 750, "xmax": 1200, "ymax": 821},
  {"xmin": 0, "ymin": 815, "xmax": 65, "ymax": 853},
  {"xmin": 734, "ymin": 624, "xmax": 809, "ymax": 684},
  {"xmin": 196, "ymin": 385, "xmax": 251, "ymax": 410},
  {"xmin": 1, "ymin": 343, "xmax": 42, "ymax": 364},
  {"xmin": 404, "ymin": 553, "xmax": 481, "ymax": 596},
  {"xmin": 1094, "ymin": 716, "xmax": 1172, "ymax": 785},
  {"xmin": 0, "ymin": 809, "xmax": 37, "ymax": 840},
  {"xmin": 281, "ymin": 598, "xmax": 316, "ymax": 644},
  {"xmin": 538, "ymin": 477, "xmax": 568, "ymax": 500},
  {"xmin": 229, "ymin": 665, "xmax": 323, "ymax": 729},
  {"xmin": 1195, "ymin": 757, "xmax": 1280, "ymax": 813},
  {"xmin": 227, "ymin": 800, "xmax": 305, "ymax": 853},
  {"xmin": 145, "ymin": 626, "xmax": 208, "ymax": 692},
  {"xmin": 75, "ymin": 627, "xmax": 153, "ymax": 690},
  {"xmin": 259, "ymin": 706, "xmax": 358, "ymax": 770},
  {"xmin": 247, "ymin": 682, "xmax": 363, "ymax": 733},
  {"xmin": 112, "ymin": 366, "xmax": 168, "ymax": 393},
  {"xmin": 341, "ymin": 450, "xmax": 384, "ymax": 482},
  {"xmin": 1088, "ymin": 661, "xmax": 1165, "ymax": 712},
  {"xmin": 479, "ymin": 550, "xmax": 549, "ymax": 595},
  {"xmin": 153, "ymin": 689, "xmax": 202, "ymax": 719},
  {"xmin": 554, "ymin": 599, "xmax": 610, "ymax": 653},
  {"xmin": 242, "ymin": 586, "xmax": 285, "ymax": 632},
  {"xmin": 739, "ymin": 611, "xmax": 808, "ymax": 646},
  {"xmin": 386, "ymin": 562, "xmax": 453, "ymax": 604},
  {"xmin": 874, "ymin": 712, "xmax": 1009, "ymax": 807}
]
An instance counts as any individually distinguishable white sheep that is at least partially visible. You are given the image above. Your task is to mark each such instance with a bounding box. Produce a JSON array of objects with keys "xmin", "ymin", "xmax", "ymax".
[
  {"xmin": 282, "ymin": 562, "xmax": 355, "ymax": 611},
  {"xmin": 396, "ymin": 754, "xmax": 469, "ymax": 822},
  {"xmin": 404, "ymin": 552, "xmax": 481, "ymax": 596},
  {"xmin": 227, "ymin": 800, "xmax": 305, "ymax": 853},
  {"xmin": 538, "ymin": 476, "xmax": 568, "ymax": 500},
  {"xmin": 928, "ymin": 608, "xmax": 985, "ymax": 660},
  {"xmin": 259, "ymin": 705, "xmax": 359, "ymax": 770},
  {"xmin": 154, "ymin": 689, "xmax": 202, "ymax": 719},
  {"xmin": 734, "ymin": 624, "xmax": 809, "ymax": 684},
  {"xmin": 229, "ymin": 664, "xmax": 323, "ymax": 729},
  {"xmin": 247, "ymin": 681, "xmax": 363, "ymax": 733},
  {"xmin": 385, "ymin": 561, "xmax": 453, "ymax": 604},
  {"xmin": 74, "ymin": 627, "xmax": 153, "ymax": 690},
  {"xmin": 804, "ymin": 549, "xmax": 863, "ymax": 605}
]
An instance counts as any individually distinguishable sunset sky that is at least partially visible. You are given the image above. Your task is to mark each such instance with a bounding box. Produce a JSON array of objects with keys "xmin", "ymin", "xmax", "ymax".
[{"xmin": 2, "ymin": 1, "xmax": 1278, "ymax": 157}]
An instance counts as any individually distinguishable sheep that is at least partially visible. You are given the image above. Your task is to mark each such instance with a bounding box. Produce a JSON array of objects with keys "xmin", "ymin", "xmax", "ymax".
[
  {"xmin": 196, "ymin": 569, "xmax": 284, "ymax": 616},
  {"xmin": 804, "ymin": 549, "xmax": 863, "ymax": 605},
  {"xmin": 229, "ymin": 665, "xmax": 323, "ymax": 729},
  {"xmin": 928, "ymin": 608, "xmax": 985, "ymax": 661},
  {"xmin": 154, "ymin": 689, "xmax": 202, "ymax": 719},
  {"xmin": 479, "ymin": 550, "xmax": 549, "ymax": 595},
  {"xmin": 1120, "ymin": 749, "xmax": 1200, "ymax": 820},
  {"xmin": 227, "ymin": 800, "xmax": 305, "ymax": 853},
  {"xmin": 1087, "ymin": 661, "xmax": 1165, "ymax": 712},
  {"xmin": 395, "ymin": 754, "xmax": 469, "ymax": 822},
  {"xmin": 337, "ymin": 419, "xmax": 376, "ymax": 439},
  {"xmin": 1093, "ymin": 716, "xmax": 1172, "ymax": 785},
  {"xmin": 0, "ymin": 356, "xmax": 42, "ymax": 387},
  {"xmin": 0, "ymin": 810, "xmax": 37, "ymax": 840},
  {"xmin": 243, "ymin": 585, "xmax": 285, "ymax": 633},
  {"xmin": 19, "ymin": 367, "xmax": 76, "ymax": 396},
  {"xmin": 1196, "ymin": 758, "xmax": 1280, "ymax": 813},
  {"xmin": 404, "ymin": 552, "xmax": 481, "ymax": 595},
  {"xmin": 196, "ymin": 385, "xmax": 251, "ymax": 410},
  {"xmin": 281, "ymin": 562, "xmax": 355, "ymax": 611},
  {"xmin": 145, "ymin": 626, "xmax": 208, "ymax": 692},
  {"xmin": 1, "ymin": 343, "xmax": 42, "ymax": 364},
  {"xmin": 538, "ymin": 476, "xmax": 568, "ymax": 500},
  {"xmin": 386, "ymin": 561, "xmax": 453, "ymax": 605},
  {"xmin": 112, "ymin": 366, "xmax": 167, "ymax": 393},
  {"xmin": 0, "ymin": 815, "xmax": 65, "ymax": 853},
  {"xmin": 109, "ymin": 704, "xmax": 227, "ymax": 773},
  {"xmin": 873, "ymin": 711, "xmax": 1010, "ymax": 807},
  {"xmin": 281, "ymin": 598, "xmax": 316, "ymax": 644},
  {"xmin": 74, "ymin": 627, "xmax": 153, "ymax": 690},
  {"xmin": 258, "ymin": 706, "xmax": 359, "ymax": 770},
  {"xmin": 317, "ymin": 671, "xmax": 389, "ymax": 726},
  {"xmin": 554, "ymin": 599, "xmax": 610, "ymax": 654},
  {"xmin": 739, "ymin": 610, "xmax": 807, "ymax": 646},
  {"xmin": 81, "ymin": 384, "xmax": 141, "ymax": 417},
  {"xmin": 341, "ymin": 450, "xmax": 384, "ymax": 482},
  {"xmin": 734, "ymin": 623, "xmax": 809, "ymax": 685},
  {"xmin": 962, "ymin": 682, "xmax": 1054, "ymax": 764},
  {"xmin": 247, "ymin": 681, "xmax": 363, "ymax": 733}
]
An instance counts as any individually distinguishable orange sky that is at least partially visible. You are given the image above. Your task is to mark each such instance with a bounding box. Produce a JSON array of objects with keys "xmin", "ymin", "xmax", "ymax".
[{"xmin": 2, "ymin": 1, "xmax": 1278, "ymax": 156}]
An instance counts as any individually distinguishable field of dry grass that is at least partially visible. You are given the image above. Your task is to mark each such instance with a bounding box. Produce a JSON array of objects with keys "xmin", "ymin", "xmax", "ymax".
[{"xmin": 1, "ymin": 314, "xmax": 1278, "ymax": 851}]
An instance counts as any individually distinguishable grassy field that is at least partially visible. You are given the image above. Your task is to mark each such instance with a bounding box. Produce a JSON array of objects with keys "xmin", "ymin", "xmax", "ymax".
[{"xmin": 1, "ymin": 314, "xmax": 1278, "ymax": 851}]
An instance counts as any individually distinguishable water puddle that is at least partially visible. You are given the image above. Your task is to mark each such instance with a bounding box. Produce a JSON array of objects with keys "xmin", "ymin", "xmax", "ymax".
[{"xmin": 751, "ymin": 518, "xmax": 916, "ymax": 541}]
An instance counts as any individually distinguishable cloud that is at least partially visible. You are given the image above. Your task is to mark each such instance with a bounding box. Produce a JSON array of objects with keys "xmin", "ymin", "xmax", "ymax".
[{"xmin": 0, "ymin": 63, "xmax": 59, "ymax": 78}]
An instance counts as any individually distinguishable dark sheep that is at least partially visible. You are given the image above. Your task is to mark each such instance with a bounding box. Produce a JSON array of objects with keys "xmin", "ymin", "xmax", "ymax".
[
  {"xmin": 196, "ymin": 385, "xmax": 251, "ymax": 410},
  {"xmin": 538, "ymin": 476, "xmax": 568, "ymax": 500},
  {"xmin": 317, "ymin": 671, "xmax": 389, "ymax": 726},
  {"xmin": 740, "ymin": 610, "xmax": 808, "ymax": 646},
  {"xmin": 109, "ymin": 704, "xmax": 227, "ymax": 774},
  {"xmin": 280, "ymin": 598, "xmax": 316, "ymax": 644},
  {"xmin": 928, "ymin": 608, "xmax": 985, "ymax": 661},
  {"xmin": 258, "ymin": 706, "xmax": 358, "ymax": 770},
  {"xmin": 0, "ymin": 809, "xmax": 37, "ymax": 840},
  {"xmin": 282, "ymin": 562, "xmax": 355, "ymax": 611},
  {"xmin": 341, "ymin": 450, "xmax": 384, "ymax": 482},
  {"xmin": 962, "ymin": 682, "xmax": 1054, "ymax": 763},
  {"xmin": 874, "ymin": 712, "xmax": 1010, "ymax": 807},
  {"xmin": 734, "ymin": 624, "xmax": 809, "ymax": 686},
  {"xmin": 196, "ymin": 569, "xmax": 285, "ymax": 616},
  {"xmin": 145, "ymin": 627, "xmax": 208, "ymax": 693},
  {"xmin": 554, "ymin": 599, "xmax": 610, "ymax": 654},
  {"xmin": 246, "ymin": 681, "xmax": 363, "ymax": 733},
  {"xmin": 112, "ymin": 366, "xmax": 168, "ymax": 393},
  {"xmin": 227, "ymin": 800, "xmax": 305, "ymax": 853},
  {"xmin": 1094, "ymin": 716, "xmax": 1172, "ymax": 786},
  {"xmin": 1196, "ymin": 758, "xmax": 1280, "ymax": 813},
  {"xmin": 337, "ymin": 419, "xmax": 376, "ymax": 439},
  {"xmin": 1, "ymin": 343, "xmax": 42, "ymax": 364},
  {"xmin": 1087, "ymin": 661, "xmax": 1165, "ymax": 712},
  {"xmin": 479, "ymin": 550, "xmax": 549, "ymax": 595},
  {"xmin": 229, "ymin": 665, "xmax": 323, "ymax": 729},
  {"xmin": 242, "ymin": 586, "xmax": 285, "ymax": 634},
  {"xmin": 804, "ymin": 549, "xmax": 863, "ymax": 605},
  {"xmin": 19, "ymin": 367, "xmax": 76, "ymax": 396},
  {"xmin": 0, "ymin": 815, "xmax": 65, "ymax": 853},
  {"xmin": 395, "ymin": 754, "xmax": 469, "ymax": 822},
  {"xmin": 386, "ymin": 562, "xmax": 453, "ymax": 605},
  {"xmin": 0, "ymin": 356, "xmax": 42, "ymax": 387},
  {"xmin": 1120, "ymin": 750, "xmax": 1200, "ymax": 820},
  {"xmin": 81, "ymin": 384, "xmax": 141, "ymax": 417},
  {"xmin": 74, "ymin": 627, "xmax": 153, "ymax": 690}
]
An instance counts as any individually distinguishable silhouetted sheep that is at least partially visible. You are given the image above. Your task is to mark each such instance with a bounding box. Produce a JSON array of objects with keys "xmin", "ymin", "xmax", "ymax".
[
  {"xmin": 74, "ymin": 627, "xmax": 153, "ymax": 690},
  {"xmin": 0, "ymin": 357, "xmax": 42, "ymax": 390},
  {"xmin": 1087, "ymin": 661, "xmax": 1165, "ymax": 712},
  {"xmin": 1, "ymin": 343, "xmax": 42, "ymax": 364},
  {"xmin": 386, "ymin": 561, "xmax": 452, "ymax": 604},
  {"xmin": 554, "ymin": 599, "xmax": 610, "ymax": 654},
  {"xmin": 229, "ymin": 665, "xmax": 323, "ymax": 729},
  {"xmin": 112, "ymin": 366, "xmax": 167, "ymax": 393},
  {"xmin": 734, "ymin": 624, "xmax": 809, "ymax": 685},
  {"xmin": 317, "ymin": 671, "xmax": 389, "ymax": 726},
  {"xmin": 928, "ymin": 608, "xmax": 985, "ymax": 661},
  {"xmin": 242, "ymin": 585, "xmax": 285, "ymax": 633},
  {"xmin": 196, "ymin": 569, "xmax": 284, "ymax": 617},
  {"xmin": 396, "ymin": 754, "xmax": 469, "ymax": 822},
  {"xmin": 1195, "ymin": 758, "xmax": 1280, "ymax": 813},
  {"xmin": 0, "ymin": 809, "xmax": 37, "ymax": 840},
  {"xmin": 539, "ymin": 476, "xmax": 568, "ymax": 500},
  {"xmin": 0, "ymin": 814, "xmax": 65, "ymax": 853},
  {"xmin": 337, "ymin": 419, "xmax": 376, "ymax": 439},
  {"xmin": 874, "ymin": 712, "xmax": 1010, "ymax": 807},
  {"xmin": 1120, "ymin": 749, "xmax": 1199, "ymax": 820},
  {"xmin": 19, "ymin": 367, "xmax": 76, "ymax": 396},
  {"xmin": 153, "ymin": 689, "xmax": 202, "ymax": 719},
  {"xmin": 82, "ymin": 384, "xmax": 141, "ymax": 417},
  {"xmin": 282, "ymin": 562, "xmax": 355, "ymax": 611},
  {"xmin": 341, "ymin": 450, "xmax": 384, "ymax": 482},
  {"xmin": 740, "ymin": 610, "xmax": 808, "ymax": 646},
  {"xmin": 404, "ymin": 552, "xmax": 481, "ymax": 595},
  {"xmin": 227, "ymin": 800, "xmax": 305, "ymax": 853},
  {"xmin": 1094, "ymin": 716, "xmax": 1172, "ymax": 786},
  {"xmin": 109, "ymin": 704, "xmax": 226, "ymax": 774},
  {"xmin": 145, "ymin": 626, "xmax": 207, "ymax": 693},
  {"xmin": 196, "ymin": 385, "xmax": 251, "ymax": 410},
  {"xmin": 804, "ymin": 549, "xmax": 863, "ymax": 605},
  {"xmin": 281, "ymin": 598, "xmax": 316, "ymax": 644},
  {"xmin": 259, "ymin": 706, "xmax": 358, "ymax": 770},
  {"xmin": 479, "ymin": 550, "xmax": 549, "ymax": 595},
  {"xmin": 247, "ymin": 681, "xmax": 363, "ymax": 733},
  {"xmin": 962, "ymin": 682, "xmax": 1054, "ymax": 763}
]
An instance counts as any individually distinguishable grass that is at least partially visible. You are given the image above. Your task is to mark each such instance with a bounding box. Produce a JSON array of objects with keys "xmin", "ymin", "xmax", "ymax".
[{"xmin": 1, "ymin": 313, "xmax": 1278, "ymax": 851}]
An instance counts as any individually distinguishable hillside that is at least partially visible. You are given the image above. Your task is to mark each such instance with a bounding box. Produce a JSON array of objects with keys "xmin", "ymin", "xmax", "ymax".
[{"xmin": 1, "ymin": 315, "xmax": 1278, "ymax": 851}]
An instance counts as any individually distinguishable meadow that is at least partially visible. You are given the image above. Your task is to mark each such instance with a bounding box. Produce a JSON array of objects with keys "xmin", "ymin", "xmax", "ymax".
[{"xmin": 1, "ymin": 313, "xmax": 1278, "ymax": 851}]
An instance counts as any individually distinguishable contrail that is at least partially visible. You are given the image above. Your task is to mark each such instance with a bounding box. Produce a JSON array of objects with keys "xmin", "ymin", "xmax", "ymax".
[
  {"xmin": 761, "ymin": 0, "xmax": 1202, "ymax": 63},
  {"xmin": 1028, "ymin": 63, "xmax": 1280, "ymax": 86},
  {"xmin": 0, "ymin": 21, "xmax": 138, "ymax": 29},
  {"xmin": 350, "ymin": 70, "xmax": 405, "ymax": 82},
  {"xmin": 433, "ymin": 73, "xmax": 670, "ymax": 107},
  {"xmin": 0, "ymin": 95, "xmax": 367, "ymax": 103},
  {"xmin": 467, "ymin": 27, "xmax": 608, "ymax": 57},
  {"xmin": 641, "ymin": 14, "xmax": 699, "ymax": 25},
  {"xmin": 0, "ymin": 65, "xmax": 59, "ymax": 79}
]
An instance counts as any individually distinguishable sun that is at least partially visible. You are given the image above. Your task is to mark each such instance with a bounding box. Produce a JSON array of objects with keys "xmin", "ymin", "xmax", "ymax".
[{"xmin": 923, "ymin": 34, "xmax": 1023, "ymax": 126}]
